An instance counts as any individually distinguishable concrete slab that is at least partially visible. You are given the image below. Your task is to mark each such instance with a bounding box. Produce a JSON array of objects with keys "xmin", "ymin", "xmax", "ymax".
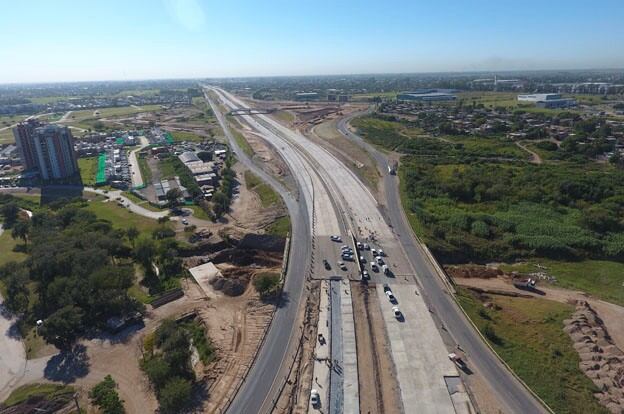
[
  {"xmin": 377, "ymin": 285, "xmax": 458, "ymax": 414},
  {"xmin": 309, "ymin": 280, "xmax": 331, "ymax": 413},
  {"xmin": 329, "ymin": 280, "xmax": 343, "ymax": 414},
  {"xmin": 340, "ymin": 280, "xmax": 359, "ymax": 414},
  {"xmin": 188, "ymin": 262, "xmax": 222, "ymax": 299}
]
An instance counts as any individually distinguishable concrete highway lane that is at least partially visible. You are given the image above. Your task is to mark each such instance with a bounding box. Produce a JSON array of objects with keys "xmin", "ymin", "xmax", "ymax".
[
  {"xmin": 336, "ymin": 113, "xmax": 548, "ymax": 414},
  {"xmin": 206, "ymin": 88, "xmax": 334, "ymax": 414},
  {"xmin": 211, "ymin": 87, "xmax": 473, "ymax": 414}
]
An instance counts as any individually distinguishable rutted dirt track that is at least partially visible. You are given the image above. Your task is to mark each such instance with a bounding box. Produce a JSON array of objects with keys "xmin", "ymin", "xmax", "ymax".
[{"xmin": 351, "ymin": 283, "xmax": 403, "ymax": 414}]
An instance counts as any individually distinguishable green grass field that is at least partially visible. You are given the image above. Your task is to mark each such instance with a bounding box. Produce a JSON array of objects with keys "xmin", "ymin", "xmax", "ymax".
[
  {"xmin": 457, "ymin": 289, "xmax": 608, "ymax": 414},
  {"xmin": 170, "ymin": 130, "xmax": 204, "ymax": 142},
  {"xmin": 66, "ymin": 105, "xmax": 162, "ymax": 122},
  {"xmin": 0, "ymin": 129, "xmax": 15, "ymax": 144},
  {"xmin": 2, "ymin": 383, "xmax": 75, "ymax": 407},
  {"xmin": 499, "ymin": 259, "xmax": 624, "ymax": 306},
  {"xmin": 85, "ymin": 199, "xmax": 162, "ymax": 233},
  {"xmin": 266, "ymin": 216, "xmax": 290, "ymax": 237},
  {"xmin": 0, "ymin": 230, "xmax": 27, "ymax": 266},
  {"xmin": 78, "ymin": 157, "xmax": 98, "ymax": 186},
  {"xmin": 244, "ymin": 171, "xmax": 281, "ymax": 207}
]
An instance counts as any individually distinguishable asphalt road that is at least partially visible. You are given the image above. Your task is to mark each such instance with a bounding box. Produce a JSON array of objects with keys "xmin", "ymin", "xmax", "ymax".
[
  {"xmin": 336, "ymin": 113, "xmax": 548, "ymax": 414},
  {"xmin": 205, "ymin": 89, "xmax": 314, "ymax": 414}
]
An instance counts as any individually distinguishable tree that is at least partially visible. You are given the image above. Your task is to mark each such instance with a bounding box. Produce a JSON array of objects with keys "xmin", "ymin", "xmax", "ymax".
[
  {"xmin": 4, "ymin": 272, "xmax": 29, "ymax": 315},
  {"xmin": 134, "ymin": 236, "xmax": 156, "ymax": 271},
  {"xmin": 89, "ymin": 375, "xmax": 126, "ymax": 414},
  {"xmin": 165, "ymin": 188, "xmax": 183, "ymax": 209},
  {"xmin": 40, "ymin": 305, "xmax": 85, "ymax": 350},
  {"xmin": 158, "ymin": 377, "xmax": 192, "ymax": 414},
  {"xmin": 126, "ymin": 226, "xmax": 139, "ymax": 247},
  {"xmin": 142, "ymin": 357, "xmax": 171, "ymax": 389},
  {"xmin": 11, "ymin": 220, "xmax": 30, "ymax": 247},
  {"xmin": 0, "ymin": 202, "xmax": 19, "ymax": 228},
  {"xmin": 253, "ymin": 273, "xmax": 281, "ymax": 298},
  {"xmin": 212, "ymin": 191, "xmax": 230, "ymax": 219}
]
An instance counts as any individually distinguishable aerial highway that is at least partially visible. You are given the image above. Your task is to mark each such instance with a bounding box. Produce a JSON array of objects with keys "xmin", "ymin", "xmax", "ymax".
[
  {"xmin": 204, "ymin": 86, "xmax": 491, "ymax": 414},
  {"xmin": 336, "ymin": 112, "xmax": 548, "ymax": 413}
]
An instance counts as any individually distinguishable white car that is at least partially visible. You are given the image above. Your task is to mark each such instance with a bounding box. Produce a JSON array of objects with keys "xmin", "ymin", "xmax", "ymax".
[
  {"xmin": 310, "ymin": 389, "xmax": 320, "ymax": 407},
  {"xmin": 370, "ymin": 262, "xmax": 379, "ymax": 272},
  {"xmin": 363, "ymin": 243, "xmax": 370, "ymax": 250},
  {"xmin": 385, "ymin": 290, "xmax": 396, "ymax": 303},
  {"xmin": 356, "ymin": 241, "xmax": 363, "ymax": 249},
  {"xmin": 338, "ymin": 261, "xmax": 347, "ymax": 271},
  {"xmin": 330, "ymin": 235, "xmax": 342, "ymax": 242},
  {"xmin": 376, "ymin": 256, "xmax": 384, "ymax": 265},
  {"xmin": 182, "ymin": 218, "xmax": 189, "ymax": 225},
  {"xmin": 392, "ymin": 306, "xmax": 402, "ymax": 319},
  {"xmin": 378, "ymin": 249, "xmax": 385, "ymax": 257},
  {"xmin": 362, "ymin": 270, "xmax": 369, "ymax": 279},
  {"xmin": 371, "ymin": 248, "xmax": 378, "ymax": 256}
]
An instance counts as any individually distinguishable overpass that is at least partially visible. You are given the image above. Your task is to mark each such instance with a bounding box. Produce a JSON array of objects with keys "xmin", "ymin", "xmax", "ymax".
[{"xmin": 227, "ymin": 107, "xmax": 276, "ymax": 116}]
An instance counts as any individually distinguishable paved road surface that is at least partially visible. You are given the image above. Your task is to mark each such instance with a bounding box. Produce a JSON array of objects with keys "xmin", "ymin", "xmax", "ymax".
[
  {"xmin": 337, "ymin": 113, "xmax": 548, "ymax": 414},
  {"xmin": 209, "ymin": 87, "xmax": 470, "ymax": 414},
  {"xmin": 129, "ymin": 136, "xmax": 150, "ymax": 188},
  {"xmin": 205, "ymin": 89, "xmax": 316, "ymax": 414}
]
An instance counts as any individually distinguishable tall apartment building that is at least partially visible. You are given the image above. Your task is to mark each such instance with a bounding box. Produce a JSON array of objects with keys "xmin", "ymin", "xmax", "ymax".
[{"xmin": 13, "ymin": 120, "xmax": 78, "ymax": 180}]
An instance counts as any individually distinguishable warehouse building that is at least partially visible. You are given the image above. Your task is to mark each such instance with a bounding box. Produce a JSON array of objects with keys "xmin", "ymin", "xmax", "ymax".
[
  {"xmin": 397, "ymin": 89, "xmax": 457, "ymax": 102},
  {"xmin": 517, "ymin": 93, "xmax": 576, "ymax": 108}
]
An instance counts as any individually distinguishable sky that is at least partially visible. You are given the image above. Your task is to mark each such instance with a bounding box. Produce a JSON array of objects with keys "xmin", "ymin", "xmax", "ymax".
[{"xmin": 1, "ymin": 0, "xmax": 624, "ymax": 83}]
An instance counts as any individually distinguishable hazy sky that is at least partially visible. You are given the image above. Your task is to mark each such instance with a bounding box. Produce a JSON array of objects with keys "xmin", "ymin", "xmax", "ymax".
[{"xmin": 1, "ymin": 0, "xmax": 624, "ymax": 83}]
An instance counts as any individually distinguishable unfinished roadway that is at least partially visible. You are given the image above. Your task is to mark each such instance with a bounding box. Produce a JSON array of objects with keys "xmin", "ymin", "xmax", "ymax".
[{"xmin": 207, "ymin": 86, "xmax": 475, "ymax": 414}]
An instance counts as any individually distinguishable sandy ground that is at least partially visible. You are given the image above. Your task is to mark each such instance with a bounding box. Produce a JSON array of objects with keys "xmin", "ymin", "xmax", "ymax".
[
  {"xmin": 228, "ymin": 163, "xmax": 285, "ymax": 233},
  {"xmin": 454, "ymin": 276, "xmax": 624, "ymax": 352},
  {"xmin": 199, "ymin": 276, "xmax": 276, "ymax": 413}
]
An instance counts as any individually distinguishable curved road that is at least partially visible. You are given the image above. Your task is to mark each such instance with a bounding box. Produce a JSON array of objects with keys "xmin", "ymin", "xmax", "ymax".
[
  {"xmin": 336, "ymin": 113, "xmax": 547, "ymax": 413},
  {"xmin": 205, "ymin": 89, "xmax": 314, "ymax": 414}
]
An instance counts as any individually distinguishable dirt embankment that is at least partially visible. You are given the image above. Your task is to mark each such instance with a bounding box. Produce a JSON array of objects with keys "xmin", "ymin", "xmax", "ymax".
[{"xmin": 564, "ymin": 301, "xmax": 624, "ymax": 413}]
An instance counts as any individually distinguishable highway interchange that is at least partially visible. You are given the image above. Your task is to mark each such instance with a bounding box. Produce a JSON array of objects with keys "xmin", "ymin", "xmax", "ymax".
[{"xmin": 204, "ymin": 87, "xmax": 547, "ymax": 414}]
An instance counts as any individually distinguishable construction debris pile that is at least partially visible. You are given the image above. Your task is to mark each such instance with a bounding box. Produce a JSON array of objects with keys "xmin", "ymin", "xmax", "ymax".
[{"xmin": 564, "ymin": 301, "xmax": 624, "ymax": 413}]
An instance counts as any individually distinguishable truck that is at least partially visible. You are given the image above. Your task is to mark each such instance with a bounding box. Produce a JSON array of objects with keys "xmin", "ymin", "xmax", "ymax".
[{"xmin": 513, "ymin": 277, "xmax": 536, "ymax": 291}]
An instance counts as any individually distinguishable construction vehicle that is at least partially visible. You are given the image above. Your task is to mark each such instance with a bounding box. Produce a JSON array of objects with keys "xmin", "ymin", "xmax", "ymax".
[{"xmin": 513, "ymin": 277, "xmax": 537, "ymax": 291}]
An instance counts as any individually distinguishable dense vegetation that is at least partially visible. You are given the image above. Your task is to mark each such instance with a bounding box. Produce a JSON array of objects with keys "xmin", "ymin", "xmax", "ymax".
[
  {"xmin": 0, "ymin": 194, "xmax": 187, "ymax": 349},
  {"xmin": 141, "ymin": 319, "xmax": 214, "ymax": 413},
  {"xmin": 89, "ymin": 375, "xmax": 125, "ymax": 414},
  {"xmin": 354, "ymin": 116, "xmax": 624, "ymax": 265},
  {"xmin": 0, "ymin": 196, "xmax": 144, "ymax": 349}
]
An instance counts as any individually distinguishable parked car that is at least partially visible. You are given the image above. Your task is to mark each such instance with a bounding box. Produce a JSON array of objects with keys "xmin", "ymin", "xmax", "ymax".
[
  {"xmin": 330, "ymin": 235, "xmax": 342, "ymax": 242},
  {"xmin": 371, "ymin": 248, "xmax": 378, "ymax": 256},
  {"xmin": 323, "ymin": 259, "xmax": 331, "ymax": 270},
  {"xmin": 363, "ymin": 243, "xmax": 370, "ymax": 250},
  {"xmin": 371, "ymin": 262, "xmax": 379, "ymax": 272},
  {"xmin": 338, "ymin": 261, "xmax": 347, "ymax": 271},
  {"xmin": 392, "ymin": 306, "xmax": 402, "ymax": 319},
  {"xmin": 385, "ymin": 290, "xmax": 397, "ymax": 303},
  {"xmin": 362, "ymin": 270, "xmax": 369, "ymax": 279}
]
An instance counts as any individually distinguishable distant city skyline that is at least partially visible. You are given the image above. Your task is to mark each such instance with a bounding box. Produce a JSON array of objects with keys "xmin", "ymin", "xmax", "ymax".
[{"xmin": 1, "ymin": 0, "xmax": 623, "ymax": 83}]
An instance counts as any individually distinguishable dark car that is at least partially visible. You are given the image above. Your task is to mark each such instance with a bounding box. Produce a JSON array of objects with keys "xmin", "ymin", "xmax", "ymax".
[{"xmin": 323, "ymin": 259, "xmax": 331, "ymax": 270}]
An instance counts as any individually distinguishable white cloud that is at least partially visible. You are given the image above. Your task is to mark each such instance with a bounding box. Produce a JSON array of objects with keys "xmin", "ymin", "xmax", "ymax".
[{"xmin": 164, "ymin": 0, "xmax": 206, "ymax": 32}]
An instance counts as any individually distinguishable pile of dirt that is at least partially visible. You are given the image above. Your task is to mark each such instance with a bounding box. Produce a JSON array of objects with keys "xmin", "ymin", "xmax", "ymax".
[
  {"xmin": 445, "ymin": 265, "xmax": 503, "ymax": 279},
  {"xmin": 564, "ymin": 301, "xmax": 624, "ymax": 413},
  {"xmin": 211, "ymin": 248, "xmax": 282, "ymax": 267},
  {"xmin": 209, "ymin": 267, "xmax": 251, "ymax": 296}
]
